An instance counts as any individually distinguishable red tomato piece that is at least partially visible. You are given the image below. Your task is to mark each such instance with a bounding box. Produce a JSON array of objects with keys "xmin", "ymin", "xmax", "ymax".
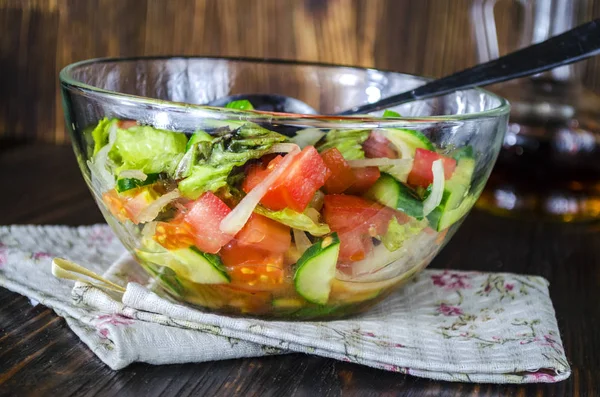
[
  {"xmin": 407, "ymin": 148, "xmax": 457, "ymax": 188},
  {"xmin": 338, "ymin": 230, "xmax": 374, "ymax": 262},
  {"xmin": 345, "ymin": 167, "xmax": 381, "ymax": 195},
  {"xmin": 320, "ymin": 148, "xmax": 356, "ymax": 194},
  {"xmin": 103, "ymin": 187, "xmax": 158, "ymax": 225},
  {"xmin": 363, "ymin": 132, "xmax": 397, "ymax": 159},
  {"xmin": 243, "ymin": 146, "xmax": 331, "ymax": 212},
  {"xmin": 183, "ymin": 192, "xmax": 233, "ymax": 254},
  {"xmin": 220, "ymin": 241, "xmax": 285, "ymax": 291},
  {"xmin": 235, "ymin": 214, "xmax": 291, "ymax": 253},
  {"xmin": 322, "ymin": 194, "xmax": 395, "ymax": 262}
]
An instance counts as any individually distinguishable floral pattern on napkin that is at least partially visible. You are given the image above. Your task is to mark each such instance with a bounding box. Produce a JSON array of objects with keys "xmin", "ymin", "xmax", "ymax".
[{"xmin": 0, "ymin": 225, "xmax": 570, "ymax": 383}]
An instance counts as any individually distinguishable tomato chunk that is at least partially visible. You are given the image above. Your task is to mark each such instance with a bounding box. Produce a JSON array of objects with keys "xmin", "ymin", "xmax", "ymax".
[
  {"xmin": 407, "ymin": 148, "xmax": 457, "ymax": 187},
  {"xmin": 235, "ymin": 214, "xmax": 291, "ymax": 253},
  {"xmin": 183, "ymin": 192, "xmax": 233, "ymax": 253},
  {"xmin": 363, "ymin": 132, "xmax": 397, "ymax": 159},
  {"xmin": 345, "ymin": 167, "xmax": 381, "ymax": 194},
  {"xmin": 322, "ymin": 194, "xmax": 395, "ymax": 262},
  {"xmin": 103, "ymin": 187, "xmax": 158, "ymax": 224},
  {"xmin": 243, "ymin": 146, "xmax": 331, "ymax": 212},
  {"xmin": 320, "ymin": 148, "xmax": 356, "ymax": 194},
  {"xmin": 220, "ymin": 241, "xmax": 285, "ymax": 291}
]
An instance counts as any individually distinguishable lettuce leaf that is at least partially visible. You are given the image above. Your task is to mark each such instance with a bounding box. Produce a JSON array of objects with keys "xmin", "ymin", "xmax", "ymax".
[
  {"xmin": 381, "ymin": 216, "xmax": 427, "ymax": 252},
  {"xmin": 254, "ymin": 206, "xmax": 330, "ymax": 236},
  {"xmin": 317, "ymin": 129, "xmax": 370, "ymax": 160},
  {"xmin": 178, "ymin": 123, "xmax": 287, "ymax": 199},
  {"xmin": 109, "ymin": 125, "xmax": 188, "ymax": 175},
  {"xmin": 91, "ymin": 118, "xmax": 116, "ymax": 155}
]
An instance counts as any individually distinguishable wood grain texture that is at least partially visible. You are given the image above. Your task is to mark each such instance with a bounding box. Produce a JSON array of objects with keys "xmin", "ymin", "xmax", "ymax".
[
  {"xmin": 1, "ymin": 0, "xmax": 599, "ymax": 143},
  {"xmin": 1, "ymin": 144, "xmax": 599, "ymax": 396}
]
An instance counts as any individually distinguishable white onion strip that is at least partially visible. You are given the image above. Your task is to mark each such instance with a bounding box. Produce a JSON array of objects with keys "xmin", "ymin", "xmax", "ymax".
[
  {"xmin": 422, "ymin": 159, "xmax": 445, "ymax": 216},
  {"xmin": 379, "ymin": 130, "xmax": 413, "ymax": 159},
  {"xmin": 119, "ymin": 169, "xmax": 148, "ymax": 181},
  {"xmin": 266, "ymin": 143, "xmax": 300, "ymax": 154},
  {"xmin": 347, "ymin": 158, "xmax": 412, "ymax": 168},
  {"xmin": 220, "ymin": 148, "xmax": 301, "ymax": 235},
  {"xmin": 134, "ymin": 190, "xmax": 181, "ymax": 224},
  {"xmin": 88, "ymin": 122, "xmax": 118, "ymax": 192},
  {"xmin": 293, "ymin": 229, "xmax": 312, "ymax": 254}
]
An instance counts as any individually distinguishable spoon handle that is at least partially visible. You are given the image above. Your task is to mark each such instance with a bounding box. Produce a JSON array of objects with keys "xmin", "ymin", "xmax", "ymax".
[{"xmin": 340, "ymin": 19, "xmax": 600, "ymax": 115}]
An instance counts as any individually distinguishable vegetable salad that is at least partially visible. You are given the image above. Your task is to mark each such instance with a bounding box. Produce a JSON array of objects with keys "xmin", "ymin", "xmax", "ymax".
[{"xmin": 89, "ymin": 102, "xmax": 477, "ymax": 318}]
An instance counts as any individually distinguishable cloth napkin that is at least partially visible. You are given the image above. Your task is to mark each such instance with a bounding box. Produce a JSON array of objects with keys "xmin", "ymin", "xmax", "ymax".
[{"xmin": 0, "ymin": 225, "xmax": 570, "ymax": 383}]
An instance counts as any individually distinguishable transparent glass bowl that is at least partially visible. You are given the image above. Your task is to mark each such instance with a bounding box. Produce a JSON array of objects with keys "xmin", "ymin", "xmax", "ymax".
[{"xmin": 60, "ymin": 57, "xmax": 509, "ymax": 319}]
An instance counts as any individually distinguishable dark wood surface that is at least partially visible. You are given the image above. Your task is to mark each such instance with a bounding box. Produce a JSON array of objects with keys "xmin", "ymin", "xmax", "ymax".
[
  {"xmin": 1, "ymin": 143, "xmax": 599, "ymax": 396},
  {"xmin": 2, "ymin": 0, "xmax": 600, "ymax": 143}
]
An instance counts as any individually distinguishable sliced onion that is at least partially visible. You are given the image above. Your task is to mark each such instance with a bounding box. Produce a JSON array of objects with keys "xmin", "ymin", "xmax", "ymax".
[
  {"xmin": 304, "ymin": 207, "xmax": 321, "ymax": 223},
  {"xmin": 174, "ymin": 147, "xmax": 196, "ymax": 179},
  {"xmin": 88, "ymin": 122, "xmax": 118, "ymax": 192},
  {"xmin": 119, "ymin": 169, "xmax": 148, "ymax": 181},
  {"xmin": 422, "ymin": 159, "xmax": 445, "ymax": 216},
  {"xmin": 293, "ymin": 229, "xmax": 312, "ymax": 254},
  {"xmin": 220, "ymin": 148, "xmax": 301, "ymax": 235},
  {"xmin": 134, "ymin": 190, "xmax": 181, "ymax": 224},
  {"xmin": 347, "ymin": 158, "xmax": 412, "ymax": 168},
  {"xmin": 290, "ymin": 128, "xmax": 325, "ymax": 148},
  {"xmin": 266, "ymin": 143, "xmax": 300, "ymax": 154},
  {"xmin": 379, "ymin": 130, "xmax": 412, "ymax": 159},
  {"xmin": 141, "ymin": 221, "xmax": 158, "ymax": 239}
]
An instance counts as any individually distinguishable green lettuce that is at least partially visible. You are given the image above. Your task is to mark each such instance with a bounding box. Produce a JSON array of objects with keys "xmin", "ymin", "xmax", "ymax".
[
  {"xmin": 317, "ymin": 129, "xmax": 370, "ymax": 160},
  {"xmin": 109, "ymin": 125, "xmax": 188, "ymax": 175},
  {"xmin": 90, "ymin": 118, "xmax": 116, "ymax": 155},
  {"xmin": 381, "ymin": 216, "xmax": 427, "ymax": 252},
  {"xmin": 254, "ymin": 206, "xmax": 330, "ymax": 236},
  {"xmin": 178, "ymin": 123, "xmax": 287, "ymax": 199}
]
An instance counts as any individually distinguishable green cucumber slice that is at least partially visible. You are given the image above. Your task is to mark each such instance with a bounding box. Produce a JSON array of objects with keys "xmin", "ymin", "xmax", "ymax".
[
  {"xmin": 367, "ymin": 173, "xmax": 423, "ymax": 218},
  {"xmin": 116, "ymin": 173, "xmax": 160, "ymax": 192},
  {"xmin": 138, "ymin": 245, "xmax": 230, "ymax": 284},
  {"xmin": 427, "ymin": 193, "xmax": 476, "ymax": 231},
  {"xmin": 444, "ymin": 157, "xmax": 475, "ymax": 210},
  {"xmin": 427, "ymin": 156, "xmax": 476, "ymax": 231},
  {"xmin": 294, "ymin": 233, "xmax": 341, "ymax": 305}
]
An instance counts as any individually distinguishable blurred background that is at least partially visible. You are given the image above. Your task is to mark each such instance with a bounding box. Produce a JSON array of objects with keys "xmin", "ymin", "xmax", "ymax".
[{"xmin": 1, "ymin": 0, "xmax": 600, "ymax": 220}]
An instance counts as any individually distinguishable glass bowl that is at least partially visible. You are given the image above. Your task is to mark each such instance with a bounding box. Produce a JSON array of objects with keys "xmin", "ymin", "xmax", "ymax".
[{"xmin": 60, "ymin": 56, "xmax": 509, "ymax": 319}]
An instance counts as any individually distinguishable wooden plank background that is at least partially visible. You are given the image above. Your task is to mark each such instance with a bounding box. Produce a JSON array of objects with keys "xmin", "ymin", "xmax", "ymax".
[{"xmin": 1, "ymin": 0, "xmax": 599, "ymax": 144}]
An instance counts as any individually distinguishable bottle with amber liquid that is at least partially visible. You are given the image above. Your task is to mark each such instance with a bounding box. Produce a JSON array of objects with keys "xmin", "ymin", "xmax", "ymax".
[{"xmin": 471, "ymin": 0, "xmax": 600, "ymax": 221}]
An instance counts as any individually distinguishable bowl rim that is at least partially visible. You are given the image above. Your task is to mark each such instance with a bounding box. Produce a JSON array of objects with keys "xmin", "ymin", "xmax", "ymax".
[{"xmin": 59, "ymin": 55, "xmax": 511, "ymax": 125}]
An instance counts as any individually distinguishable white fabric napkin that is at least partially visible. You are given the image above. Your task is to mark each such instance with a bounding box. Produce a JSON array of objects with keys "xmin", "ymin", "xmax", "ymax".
[{"xmin": 0, "ymin": 225, "xmax": 570, "ymax": 383}]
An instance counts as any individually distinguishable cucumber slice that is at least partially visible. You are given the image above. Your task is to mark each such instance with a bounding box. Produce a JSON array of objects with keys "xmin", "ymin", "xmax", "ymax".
[
  {"xmin": 294, "ymin": 233, "xmax": 341, "ymax": 305},
  {"xmin": 379, "ymin": 128, "xmax": 435, "ymax": 156},
  {"xmin": 116, "ymin": 173, "xmax": 160, "ymax": 192},
  {"xmin": 367, "ymin": 173, "xmax": 423, "ymax": 218},
  {"xmin": 137, "ymin": 245, "xmax": 230, "ymax": 284},
  {"xmin": 185, "ymin": 130, "xmax": 213, "ymax": 151},
  {"xmin": 428, "ymin": 193, "xmax": 476, "ymax": 231},
  {"xmin": 445, "ymin": 157, "xmax": 475, "ymax": 209},
  {"xmin": 427, "ymin": 156, "xmax": 476, "ymax": 231}
]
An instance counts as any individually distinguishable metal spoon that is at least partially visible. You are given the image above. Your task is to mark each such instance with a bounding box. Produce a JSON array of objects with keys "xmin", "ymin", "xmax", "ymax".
[{"xmin": 207, "ymin": 18, "xmax": 600, "ymax": 116}]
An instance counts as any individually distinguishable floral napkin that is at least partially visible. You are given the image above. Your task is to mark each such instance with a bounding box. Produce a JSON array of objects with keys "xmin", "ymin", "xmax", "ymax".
[{"xmin": 0, "ymin": 225, "xmax": 570, "ymax": 383}]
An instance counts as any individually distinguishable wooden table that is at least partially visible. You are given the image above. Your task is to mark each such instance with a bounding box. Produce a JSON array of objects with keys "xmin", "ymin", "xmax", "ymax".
[{"xmin": 1, "ymin": 143, "xmax": 598, "ymax": 396}]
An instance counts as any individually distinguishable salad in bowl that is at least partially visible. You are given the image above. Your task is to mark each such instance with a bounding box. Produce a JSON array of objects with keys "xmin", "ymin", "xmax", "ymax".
[{"xmin": 61, "ymin": 57, "xmax": 509, "ymax": 319}]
